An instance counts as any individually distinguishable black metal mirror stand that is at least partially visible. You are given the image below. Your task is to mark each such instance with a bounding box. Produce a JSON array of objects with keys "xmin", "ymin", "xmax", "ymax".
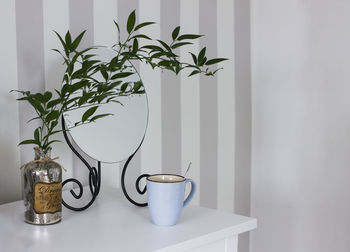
[
  {"xmin": 61, "ymin": 116, "xmax": 149, "ymax": 210},
  {"xmin": 61, "ymin": 117, "xmax": 101, "ymax": 211},
  {"xmin": 120, "ymin": 139, "xmax": 150, "ymax": 207}
]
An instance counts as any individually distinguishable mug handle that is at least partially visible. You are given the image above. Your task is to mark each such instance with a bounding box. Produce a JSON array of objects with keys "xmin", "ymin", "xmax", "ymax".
[{"xmin": 183, "ymin": 179, "xmax": 196, "ymax": 207}]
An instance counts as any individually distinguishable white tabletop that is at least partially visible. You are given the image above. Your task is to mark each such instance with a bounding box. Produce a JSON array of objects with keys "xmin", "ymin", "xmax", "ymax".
[{"xmin": 0, "ymin": 187, "xmax": 256, "ymax": 252}]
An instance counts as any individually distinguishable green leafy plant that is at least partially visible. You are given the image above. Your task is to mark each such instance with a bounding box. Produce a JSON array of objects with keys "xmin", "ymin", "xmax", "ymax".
[
  {"xmin": 109, "ymin": 10, "xmax": 227, "ymax": 76},
  {"xmin": 12, "ymin": 10, "xmax": 227, "ymax": 154}
]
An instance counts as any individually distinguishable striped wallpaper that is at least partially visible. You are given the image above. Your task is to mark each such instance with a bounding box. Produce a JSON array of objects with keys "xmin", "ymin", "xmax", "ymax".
[{"xmin": 0, "ymin": 0, "xmax": 246, "ymax": 221}]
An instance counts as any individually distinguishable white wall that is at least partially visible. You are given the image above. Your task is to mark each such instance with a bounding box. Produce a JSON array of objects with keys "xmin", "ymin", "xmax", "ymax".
[
  {"xmin": 0, "ymin": 0, "xmax": 237, "ymax": 215},
  {"xmin": 251, "ymin": 0, "xmax": 350, "ymax": 251}
]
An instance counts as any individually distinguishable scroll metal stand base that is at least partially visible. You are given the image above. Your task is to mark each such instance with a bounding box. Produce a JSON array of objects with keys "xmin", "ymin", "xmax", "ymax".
[
  {"xmin": 61, "ymin": 116, "xmax": 149, "ymax": 210},
  {"xmin": 120, "ymin": 148, "xmax": 149, "ymax": 207},
  {"xmin": 61, "ymin": 117, "xmax": 101, "ymax": 211}
]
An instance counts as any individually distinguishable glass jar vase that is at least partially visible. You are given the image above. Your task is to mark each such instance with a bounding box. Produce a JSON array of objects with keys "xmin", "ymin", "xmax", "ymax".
[{"xmin": 23, "ymin": 147, "xmax": 62, "ymax": 225}]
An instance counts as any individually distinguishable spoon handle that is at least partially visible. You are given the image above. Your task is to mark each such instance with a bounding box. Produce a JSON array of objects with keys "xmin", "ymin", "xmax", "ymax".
[{"xmin": 184, "ymin": 162, "xmax": 192, "ymax": 177}]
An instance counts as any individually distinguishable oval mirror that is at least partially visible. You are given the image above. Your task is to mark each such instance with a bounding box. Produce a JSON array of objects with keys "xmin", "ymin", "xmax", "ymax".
[{"xmin": 63, "ymin": 47, "xmax": 148, "ymax": 163}]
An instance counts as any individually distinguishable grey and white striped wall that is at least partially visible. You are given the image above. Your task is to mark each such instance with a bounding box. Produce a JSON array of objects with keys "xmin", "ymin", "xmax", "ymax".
[{"xmin": 0, "ymin": 0, "xmax": 251, "ymax": 225}]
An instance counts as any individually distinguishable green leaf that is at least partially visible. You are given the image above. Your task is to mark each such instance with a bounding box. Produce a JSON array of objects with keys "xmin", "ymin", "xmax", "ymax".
[
  {"xmin": 120, "ymin": 83, "xmax": 129, "ymax": 92},
  {"xmin": 198, "ymin": 47, "xmax": 206, "ymax": 63},
  {"xmin": 63, "ymin": 74, "xmax": 69, "ymax": 85},
  {"xmin": 82, "ymin": 106, "xmax": 98, "ymax": 122},
  {"xmin": 82, "ymin": 60, "xmax": 100, "ymax": 72},
  {"xmin": 127, "ymin": 10, "xmax": 136, "ymax": 34},
  {"xmin": 190, "ymin": 53, "xmax": 197, "ymax": 64},
  {"xmin": 27, "ymin": 116, "xmax": 41, "ymax": 123},
  {"xmin": 65, "ymin": 96, "xmax": 80, "ymax": 106},
  {"xmin": 141, "ymin": 45, "xmax": 163, "ymax": 51},
  {"xmin": 73, "ymin": 47, "xmax": 94, "ymax": 62},
  {"xmin": 53, "ymin": 31, "xmax": 68, "ymax": 55},
  {"xmin": 47, "ymin": 98, "xmax": 62, "ymax": 109},
  {"xmin": 47, "ymin": 140, "xmax": 62, "ymax": 146},
  {"xmin": 164, "ymin": 65, "xmax": 175, "ymax": 72},
  {"xmin": 73, "ymin": 80, "xmax": 90, "ymax": 92},
  {"xmin": 16, "ymin": 97, "xmax": 29, "ymax": 101},
  {"xmin": 109, "ymin": 55, "xmax": 119, "ymax": 65},
  {"xmin": 199, "ymin": 56, "xmax": 207, "ymax": 66},
  {"xmin": 113, "ymin": 20, "xmax": 120, "ymax": 35},
  {"xmin": 134, "ymin": 22, "xmax": 155, "ymax": 31},
  {"xmin": 43, "ymin": 130, "xmax": 62, "ymax": 140},
  {"xmin": 205, "ymin": 58, "xmax": 228, "ymax": 65},
  {"xmin": 177, "ymin": 34, "xmax": 203, "ymax": 41},
  {"xmin": 46, "ymin": 110, "xmax": 60, "ymax": 123},
  {"xmin": 28, "ymin": 99, "xmax": 44, "ymax": 114},
  {"xmin": 18, "ymin": 139, "xmax": 38, "ymax": 146},
  {"xmin": 10, "ymin": 89, "xmax": 27, "ymax": 95},
  {"xmin": 130, "ymin": 34, "xmax": 152, "ymax": 40},
  {"xmin": 111, "ymin": 72, "xmax": 134, "ymax": 80},
  {"xmin": 100, "ymin": 68, "xmax": 108, "ymax": 80},
  {"xmin": 51, "ymin": 48, "xmax": 66, "ymax": 59},
  {"xmin": 172, "ymin": 26, "xmax": 180, "ymax": 40},
  {"xmin": 171, "ymin": 42, "xmax": 192, "ymax": 49},
  {"xmin": 108, "ymin": 81, "xmax": 122, "ymax": 89},
  {"xmin": 96, "ymin": 94, "xmax": 108, "ymax": 103},
  {"xmin": 33, "ymin": 93, "xmax": 44, "ymax": 102},
  {"xmin": 34, "ymin": 128, "xmax": 40, "ymax": 142},
  {"xmin": 213, "ymin": 68, "xmax": 222, "ymax": 75},
  {"xmin": 133, "ymin": 81, "xmax": 142, "ymax": 91},
  {"xmin": 188, "ymin": 70, "xmax": 200, "ymax": 77},
  {"xmin": 61, "ymin": 84, "xmax": 70, "ymax": 96},
  {"xmin": 84, "ymin": 54, "xmax": 96, "ymax": 60},
  {"xmin": 96, "ymin": 84, "xmax": 106, "ymax": 94},
  {"xmin": 157, "ymin": 40, "xmax": 172, "ymax": 52},
  {"xmin": 43, "ymin": 91, "xmax": 52, "ymax": 103},
  {"xmin": 71, "ymin": 69, "xmax": 85, "ymax": 79},
  {"xmin": 65, "ymin": 31, "xmax": 72, "ymax": 49},
  {"xmin": 67, "ymin": 63, "xmax": 74, "ymax": 75},
  {"xmin": 90, "ymin": 113, "xmax": 113, "ymax": 122},
  {"xmin": 71, "ymin": 30, "xmax": 86, "ymax": 51},
  {"xmin": 132, "ymin": 39, "xmax": 139, "ymax": 53},
  {"xmin": 158, "ymin": 60, "xmax": 171, "ymax": 67},
  {"xmin": 78, "ymin": 92, "xmax": 95, "ymax": 106},
  {"xmin": 50, "ymin": 120, "xmax": 58, "ymax": 129},
  {"xmin": 150, "ymin": 51, "xmax": 167, "ymax": 59},
  {"xmin": 110, "ymin": 100, "xmax": 124, "ymax": 106},
  {"xmin": 54, "ymin": 89, "xmax": 61, "ymax": 97}
]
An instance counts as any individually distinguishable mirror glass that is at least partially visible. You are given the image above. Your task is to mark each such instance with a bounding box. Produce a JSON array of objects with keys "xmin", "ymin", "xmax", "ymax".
[{"xmin": 63, "ymin": 47, "xmax": 148, "ymax": 163}]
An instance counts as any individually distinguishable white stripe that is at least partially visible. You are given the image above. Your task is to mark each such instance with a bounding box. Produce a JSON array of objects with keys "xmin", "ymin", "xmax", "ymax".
[
  {"xmin": 93, "ymin": 0, "xmax": 118, "ymax": 47},
  {"xmin": 180, "ymin": 0, "xmax": 200, "ymax": 206},
  {"xmin": 139, "ymin": 0, "xmax": 162, "ymax": 176},
  {"xmin": 93, "ymin": 0, "xmax": 120, "ymax": 188},
  {"xmin": 0, "ymin": 0, "xmax": 21, "ymax": 203},
  {"xmin": 217, "ymin": 0, "xmax": 235, "ymax": 212},
  {"xmin": 42, "ymin": 0, "xmax": 74, "ymax": 184}
]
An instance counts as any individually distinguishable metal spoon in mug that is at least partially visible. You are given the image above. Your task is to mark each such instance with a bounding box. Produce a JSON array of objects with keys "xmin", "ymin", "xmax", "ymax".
[{"xmin": 183, "ymin": 162, "xmax": 192, "ymax": 177}]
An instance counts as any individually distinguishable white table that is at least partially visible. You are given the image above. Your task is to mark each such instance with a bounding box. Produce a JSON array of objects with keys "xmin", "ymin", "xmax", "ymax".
[{"xmin": 0, "ymin": 188, "xmax": 256, "ymax": 252}]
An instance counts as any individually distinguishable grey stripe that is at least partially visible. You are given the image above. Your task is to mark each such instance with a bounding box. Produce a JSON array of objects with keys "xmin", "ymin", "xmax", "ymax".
[
  {"xmin": 69, "ymin": 0, "xmax": 96, "ymax": 184},
  {"xmin": 69, "ymin": 0, "xmax": 94, "ymax": 49},
  {"xmin": 234, "ymin": 0, "xmax": 252, "ymax": 251},
  {"xmin": 160, "ymin": 0, "xmax": 181, "ymax": 175},
  {"xmin": 117, "ymin": 0, "xmax": 139, "ymax": 48},
  {"xmin": 199, "ymin": 0, "xmax": 218, "ymax": 209},
  {"xmin": 15, "ymin": 0, "xmax": 46, "ymax": 165},
  {"xmin": 117, "ymin": 0, "xmax": 142, "ymax": 193}
]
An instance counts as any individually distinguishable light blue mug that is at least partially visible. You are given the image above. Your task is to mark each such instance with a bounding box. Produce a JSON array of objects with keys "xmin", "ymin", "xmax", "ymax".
[{"xmin": 146, "ymin": 174, "xmax": 196, "ymax": 226}]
